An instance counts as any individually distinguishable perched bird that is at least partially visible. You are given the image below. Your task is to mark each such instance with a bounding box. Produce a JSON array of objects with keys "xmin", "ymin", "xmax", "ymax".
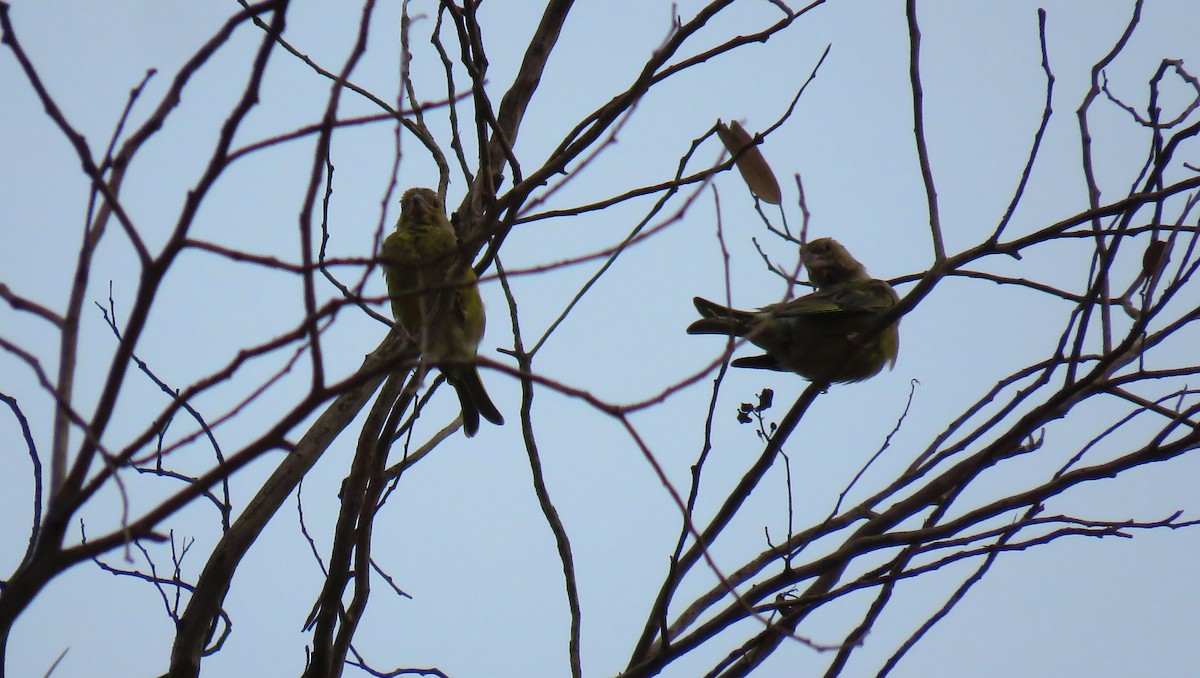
[
  {"xmin": 381, "ymin": 187, "xmax": 503, "ymax": 436},
  {"xmin": 687, "ymin": 237, "xmax": 899, "ymax": 383}
]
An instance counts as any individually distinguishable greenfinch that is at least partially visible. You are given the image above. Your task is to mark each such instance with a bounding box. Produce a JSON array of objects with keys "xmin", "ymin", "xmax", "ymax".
[
  {"xmin": 687, "ymin": 237, "xmax": 899, "ymax": 383},
  {"xmin": 382, "ymin": 187, "xmax": 503, "ymax": 436}
]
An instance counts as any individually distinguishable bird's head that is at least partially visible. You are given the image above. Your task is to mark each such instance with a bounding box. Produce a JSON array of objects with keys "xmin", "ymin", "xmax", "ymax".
[
  {"xmin": 401, "ymin": 187, "xmax": 443, "ymax": 223},
  {"xmin": 802, "ymin": 237, "xmax": 869, "ymax": 288}
]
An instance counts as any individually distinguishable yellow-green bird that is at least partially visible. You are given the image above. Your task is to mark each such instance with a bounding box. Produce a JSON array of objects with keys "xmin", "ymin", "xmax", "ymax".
[
  {"xmin": 382, "ymin": 187, "xmax": 503, "ymax": 436},
  {"xmin": 687, "ymin": 237, "xmax": 900, "ymax": 383}
]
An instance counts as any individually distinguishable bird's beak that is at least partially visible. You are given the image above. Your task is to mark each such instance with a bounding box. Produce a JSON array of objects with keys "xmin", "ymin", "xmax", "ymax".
[
  {"xmin": 405, "ymin": 193, "xmax": 431, "ymax": 220},
  {"xmin": 803, "ymin": 251, "xmax": 825, "ymax": 272}
]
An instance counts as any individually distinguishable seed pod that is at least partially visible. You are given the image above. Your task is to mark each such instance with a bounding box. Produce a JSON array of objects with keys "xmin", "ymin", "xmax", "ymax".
[{"xmin": 717, "ymin": 120, "xmax": 782, "ymax": 205}]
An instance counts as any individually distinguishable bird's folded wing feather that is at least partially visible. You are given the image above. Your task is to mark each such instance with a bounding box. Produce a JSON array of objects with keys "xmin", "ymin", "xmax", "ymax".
[{"xmin": 766, "ymin": 280, "xmax": 897, "ymax": 317}]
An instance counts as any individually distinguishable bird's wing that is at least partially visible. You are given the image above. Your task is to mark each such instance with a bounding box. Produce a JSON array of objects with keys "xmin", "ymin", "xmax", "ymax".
[{"xmin": 766, "ymin": 280, "xmax": 897, "ymax": 317}]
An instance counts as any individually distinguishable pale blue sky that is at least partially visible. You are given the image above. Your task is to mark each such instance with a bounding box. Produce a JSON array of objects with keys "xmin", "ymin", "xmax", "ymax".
[{"xmin": 3, "ymin": 1, "xmax": 1199, "ymax": 676}]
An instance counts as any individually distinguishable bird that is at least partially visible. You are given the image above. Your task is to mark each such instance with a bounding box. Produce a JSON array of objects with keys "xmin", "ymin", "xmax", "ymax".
[
  {"xmin": 381, "ymin": 187, "xmax": 504, "ymax": 436},
  {"xmin": 687, "ymin": 237, "xmax": 899, "ymax": 383}
]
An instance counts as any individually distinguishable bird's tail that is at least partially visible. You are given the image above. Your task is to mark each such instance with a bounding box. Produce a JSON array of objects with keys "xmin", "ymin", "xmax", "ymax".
[
  {"xmin": 686, "ymin": 296, "xmax": 755, "ymax": 336},
  {"xmin": 446, "ymin": 366, "xmax": 504, "ymax": 437}
]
